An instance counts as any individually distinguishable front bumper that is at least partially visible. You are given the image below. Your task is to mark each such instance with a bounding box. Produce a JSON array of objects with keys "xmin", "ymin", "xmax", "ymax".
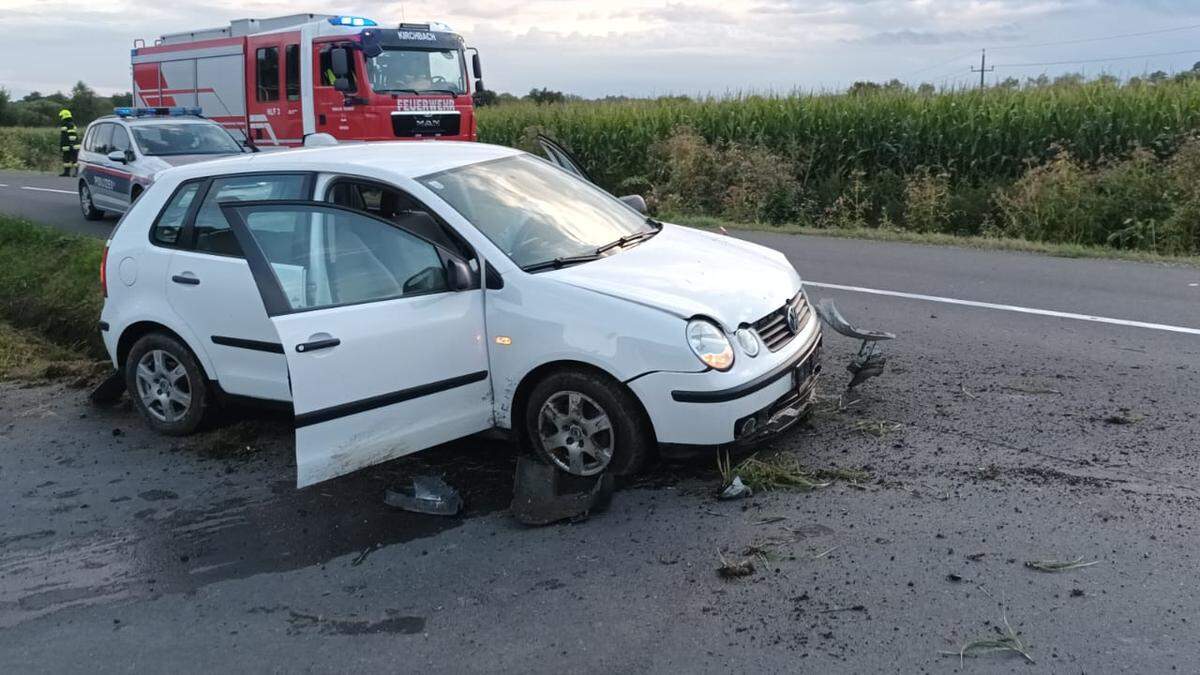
[{"xmin": 628, "ymin": 321, "xmax": 822, "ymax": 446}]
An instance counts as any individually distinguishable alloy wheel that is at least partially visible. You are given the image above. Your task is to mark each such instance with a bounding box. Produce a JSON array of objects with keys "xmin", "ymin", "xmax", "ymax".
[
  {"xmin": 537, "ymin": 390, "xmax": 614, "ymax": 476},
  {"xmin": 134, "ymin": 349, "xmax": 192, "ymax": 423}
]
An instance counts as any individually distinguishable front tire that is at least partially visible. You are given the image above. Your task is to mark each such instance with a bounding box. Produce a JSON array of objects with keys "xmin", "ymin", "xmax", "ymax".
[
  {"xmin": 524, "ymin": 369, "xmax": 652, "ymax": 477},
  {"xmin": 124, "ymin": 333, "xmax": 208, "ymax": 436},
  {"xmin": 80, "ymin": 182, "xmax": 104, "ymax": 221}
]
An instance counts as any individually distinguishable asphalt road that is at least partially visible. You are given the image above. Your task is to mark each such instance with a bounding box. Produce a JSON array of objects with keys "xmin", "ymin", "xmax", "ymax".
[{"xmin": 2, "ymin": 170, "xmax": 1200, "ymax": 673}]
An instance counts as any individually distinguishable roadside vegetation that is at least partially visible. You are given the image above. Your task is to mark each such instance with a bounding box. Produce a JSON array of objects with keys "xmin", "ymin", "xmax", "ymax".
[
  {"xmin": 0, "ymin": 215, "xmax": 105, "ymax": 358},
  {"xmin": 0, "ymin": 320, "xmax": 100, "ymax": 382},
  {"xmin": 7, "ymin": 77, "xmax": 1200, "ymax": 255},
  {"xmin": 484, "ymin": 77, "xmax": 1200, "ymax": 255}
]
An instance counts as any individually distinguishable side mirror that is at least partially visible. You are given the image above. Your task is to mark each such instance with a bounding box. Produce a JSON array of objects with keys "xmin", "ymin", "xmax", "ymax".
[
  {"xmin": 333, "ymin": 77, "xmax": 352, "ymax": 93},
  {"xmin": 447, "ymin": 258, "xmax": 473, "ymax": 291},
  {"xmin": 330, "ymin": 48, "xmax": 350, "ymax": 77},
  {"xmin": 619, "ymin": 194, "xmax": 648, "ymax": 214},
  {"xmin": 107, "ymin": 150, "xmax": 128, "ymax": 164},
  {"xmin": 472, "ymin": 52, "xmax": 482, "ymax": 79}
]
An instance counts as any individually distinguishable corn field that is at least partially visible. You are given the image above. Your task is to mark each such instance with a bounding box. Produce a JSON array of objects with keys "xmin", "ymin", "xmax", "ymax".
[{"xmin": 477, "ymin": 81, "xmax": 1200, "ymax": 191}]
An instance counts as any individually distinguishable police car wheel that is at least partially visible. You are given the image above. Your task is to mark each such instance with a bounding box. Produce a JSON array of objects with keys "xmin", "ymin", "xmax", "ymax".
[{"xmin": 79, "ymin": 183, "xmax": 104, "ymax": 221}]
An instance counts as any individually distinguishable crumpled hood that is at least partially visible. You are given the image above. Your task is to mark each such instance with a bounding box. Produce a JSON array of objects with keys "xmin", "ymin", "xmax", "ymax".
[{"xmin": 548, "ymin": 223, "xmax": 802, "ymax": 329}]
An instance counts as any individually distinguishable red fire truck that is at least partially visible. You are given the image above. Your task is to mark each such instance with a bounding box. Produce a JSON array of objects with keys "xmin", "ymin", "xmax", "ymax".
[{"xmin": 131, "ymin": 14, "xmax": 483, "ymax": 146}]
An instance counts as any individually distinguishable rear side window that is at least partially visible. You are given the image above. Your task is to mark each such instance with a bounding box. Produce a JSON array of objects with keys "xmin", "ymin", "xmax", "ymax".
[
  {"xmin": 152, "ymin": 182, "xmax": 201, "ymax": 246},
  {"xmin": 256, "ymin": 47, "xmax": 280, "ymax": 102},
  {"xmin": 111, "ymin": 126, "xmax": 132, "ymax": 154},
  {"xmin": 91, "ymin": 124, "xmax": 114, "ymax": 154},
  {"xmin": 193, "ymin": 174, "xmax": 309, "ymax": 255}
]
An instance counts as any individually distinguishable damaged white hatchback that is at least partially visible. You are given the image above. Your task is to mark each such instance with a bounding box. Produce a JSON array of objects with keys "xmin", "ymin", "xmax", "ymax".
[{"xmin": 99, "ymin": 140, "xmax": 822, "ymax": 487}]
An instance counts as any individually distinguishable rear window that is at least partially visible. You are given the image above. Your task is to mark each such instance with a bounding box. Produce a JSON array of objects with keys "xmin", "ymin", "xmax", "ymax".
[
  {"xmin": 130, "ymin": 124, "xmax": 241, "ymax": 157},
  {"xmin": 152, "ymin": 182, "xmax": 201, "ymax": 246},
  {"xmin": 192, "ymin": 175, "xmax": 310, "ymax": 256}
]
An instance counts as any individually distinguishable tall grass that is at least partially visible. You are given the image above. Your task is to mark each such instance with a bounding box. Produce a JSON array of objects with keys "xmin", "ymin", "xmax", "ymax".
[
  {"xmin": 0, "ymin": 127, "xmax": 58, "ymax": 172},
  {"xmin": 478, "ymin": 81, "xmax": 1200, "ymax": 190}
]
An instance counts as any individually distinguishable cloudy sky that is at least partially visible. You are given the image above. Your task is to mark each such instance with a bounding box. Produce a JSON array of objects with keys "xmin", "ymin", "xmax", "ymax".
[{"xmin": 3, "ymin": 1, "xmax": 1200, "ymax": 98}]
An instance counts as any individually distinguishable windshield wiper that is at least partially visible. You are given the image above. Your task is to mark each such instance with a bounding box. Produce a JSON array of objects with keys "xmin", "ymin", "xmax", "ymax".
[
  {"xmin": 595, "ymin": 227, "xmax": 659, "ymax": 254},
  {"xmin": 520, "ymin": 253, "xmax": 604, "ymax": 273}
]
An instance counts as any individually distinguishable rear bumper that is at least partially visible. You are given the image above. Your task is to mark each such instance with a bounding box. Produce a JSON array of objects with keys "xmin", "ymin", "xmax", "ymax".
[{"xmin": 628, "ymin": 325, "xmax": 822, "ymax": 446}]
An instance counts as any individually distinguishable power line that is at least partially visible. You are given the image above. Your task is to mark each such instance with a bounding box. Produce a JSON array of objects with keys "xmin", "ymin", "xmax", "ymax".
[
  {"xmin": 994, "ymin": 48, "xmax": 1200, "ymax": 68},
  {"xmin": 987, "ymin": 22, "xmax": 1200, "ymax": 52},
  {"xmin": 902, "ymin": 50, "xmax": 979, "ymax": 79}
]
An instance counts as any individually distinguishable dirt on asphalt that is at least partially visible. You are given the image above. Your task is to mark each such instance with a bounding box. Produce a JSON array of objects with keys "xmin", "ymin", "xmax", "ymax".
[{"xmin": 2, "ymin": 287, "xmax": 1199, "ymax": 673}]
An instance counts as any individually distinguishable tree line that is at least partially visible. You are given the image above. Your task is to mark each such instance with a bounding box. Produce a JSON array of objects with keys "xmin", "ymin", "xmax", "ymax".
[{"xmin": 0, "ymin": 82, "xmax": 132, "ymax": 127}]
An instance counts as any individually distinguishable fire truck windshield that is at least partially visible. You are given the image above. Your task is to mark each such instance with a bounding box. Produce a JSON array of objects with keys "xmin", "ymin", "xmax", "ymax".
[{"xmin": 365, "ymin": 48, "xmax": 466, "ymax": 95}]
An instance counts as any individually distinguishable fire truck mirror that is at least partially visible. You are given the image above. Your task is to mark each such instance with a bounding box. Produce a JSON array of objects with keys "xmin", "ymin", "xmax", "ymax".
[
  {"xmin": 330, "ymin": 48, "xmax": 350, "ymax": 78},
  {"xmin": 334, "ymin": 77, "xmax": 352, "ymax": 93},
  {"xmin": 472, "ymin": 53, "xmax": 482, "ymax": 79},
  {"xmin": 474, "ymin": 79, "xmax": 485, "ymax": 99}
]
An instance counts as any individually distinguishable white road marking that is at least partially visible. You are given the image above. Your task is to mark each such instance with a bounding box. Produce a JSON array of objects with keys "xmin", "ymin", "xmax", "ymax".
[
  {"xmin": 20, "ymin": 186, "xmax": 76, "ymax": 195},
  {"xmin": 0, "ymin": 183, "xmax": 8, "ymax": 187},
  {"xmin": 805, "ymin": 281, "xmax": 1200, "ymax": 336}
]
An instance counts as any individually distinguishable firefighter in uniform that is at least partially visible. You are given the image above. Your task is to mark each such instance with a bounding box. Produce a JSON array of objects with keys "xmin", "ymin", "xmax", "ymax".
[{"xmin": 59, "ymin": 109, "xmax": 80, "ymax": 177}]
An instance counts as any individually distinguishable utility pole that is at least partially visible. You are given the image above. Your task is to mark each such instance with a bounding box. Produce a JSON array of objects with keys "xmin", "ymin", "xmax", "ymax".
[{"xmin": 971, "ymin": 49, "xmax": 995, "ymax": 89}]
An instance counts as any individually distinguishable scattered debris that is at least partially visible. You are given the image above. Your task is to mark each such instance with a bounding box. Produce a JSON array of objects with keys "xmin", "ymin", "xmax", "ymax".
[
  {"xmin": 754, "ymin": 516, "xmax": 789, "ymax": 526},
  {"xmin": 817, "ymin": 604, "xmax": 866, "ymax": 614},
  {"xmin": 960, "ymin": 384, "xmax": 979, "ymax": 400},
  {"xmin": 509, "ymin": 456, "xmax": 613, "ymax": 526},
  {"xmin": 1024, "ymin": 556, "xmax": 1099, "ymax": 572},
  {"xmin": 717, "ymin": 552, "xmax": 756, "ymax": 579},
  {"xmin": 849, "ymin": 419, "xmax": 904, "ymax": 437},
  {"xmin": 814, "ymin": 298, "xmax": 896, "ymax": 389},
  {"xmin": 89, "ymin": 370, "xmax": 126, "ymax": 405},
  {"xmin": 1003, "ymin": 384, "xmax": 1062, "ymax": 395},
  {"xmin": 385, "ymin": 475, "xmax": 463, "ymax": 517},
  {"xmin": 946, "ymin": 573, "xmax": 964, "ymax": 583},
  {"xmin": 719, "ymin": 476, "xmax": 753, "ymax": 501},
  {"xmin": 742, "ymin": 544, "xmax": 781, "ymax": 563},
  {"xmin": 966, "ymin": 552, "xmax": 986, "ymax": 562},
  {"xmin": 976, "ymin": 464, "xmax": 1002, "ymax": 481},
  {"xmin": 810, "ymin": 546, "xmax": 840, "ymax": 560},
  {"xmin": 941, "ymin": 613, "xmax": 1035, "ymax": 666},
  {"xmin": 734, "ymin": 454, "xmax": 831, "ymax": 492},
  {"xmin": 1102, "ymin": 411, "xmax": 1143, "ymax": 425},
  {"xmin": 1070, "ymin": 588, "xmax": 1085, "ymax": 597}
]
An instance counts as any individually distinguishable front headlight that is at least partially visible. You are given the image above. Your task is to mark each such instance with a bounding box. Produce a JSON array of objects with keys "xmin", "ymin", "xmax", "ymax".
[{"xmin": 686, "ymin": 319, "xmax": 734, "ymax": 371}]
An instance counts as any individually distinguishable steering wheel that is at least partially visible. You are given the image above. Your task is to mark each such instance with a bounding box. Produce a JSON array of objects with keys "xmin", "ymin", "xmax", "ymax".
[
  {"xmin": 509, "ymin": 214, "xmax": 559, "ymax": 263},
  {"xmin": 431, "ymin": 75, "xmax": 449, "ymax": 85}
]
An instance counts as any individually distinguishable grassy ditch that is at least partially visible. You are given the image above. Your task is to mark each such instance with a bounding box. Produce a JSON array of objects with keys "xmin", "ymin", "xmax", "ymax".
[
  {"xmin": 0, "ymin": 215, "xmax": 105, "ymax": 358},
  {"xmin": 0, "ymin": 127, "xmax": 58, "ymax": 172},
  {"xmin": 0, "ymin": 320, "xmax": 102, "ymax": 382}
]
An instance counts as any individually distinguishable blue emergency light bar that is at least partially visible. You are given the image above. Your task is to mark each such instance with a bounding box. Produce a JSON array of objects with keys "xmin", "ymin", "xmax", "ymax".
[
  {"xmin": 328, "ymin": 16, "xmax": 377, "ymax": 27},
  {"xmin": 114, "ymin": 106, "xmax": 203, "ymax": 118}
]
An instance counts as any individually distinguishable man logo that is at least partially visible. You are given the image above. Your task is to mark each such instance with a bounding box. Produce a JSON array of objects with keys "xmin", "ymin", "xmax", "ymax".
[{"xmin": 786, "ymin": 304, "xmax": 800, "ymax": 333}]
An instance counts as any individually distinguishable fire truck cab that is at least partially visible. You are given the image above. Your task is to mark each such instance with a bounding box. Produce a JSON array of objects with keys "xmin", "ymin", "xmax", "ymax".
[{"xmin": 131, "ymin": 14, "xmax": 483, "ymax": 146}]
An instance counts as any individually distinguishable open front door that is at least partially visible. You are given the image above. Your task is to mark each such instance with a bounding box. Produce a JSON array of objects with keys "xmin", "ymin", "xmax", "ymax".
[
  {"xmin": 221, "ymin": 201, "xmax": 492, "ymax": 487},
  {"xmin": 536, "ymin": 134, "xmax": 594, "ymax": 183}
]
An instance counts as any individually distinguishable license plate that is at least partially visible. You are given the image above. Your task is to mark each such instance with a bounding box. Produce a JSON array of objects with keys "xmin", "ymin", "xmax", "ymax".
[{"xmin": 794, "ymin": 346, "xmax": 820, "ymax": 389}]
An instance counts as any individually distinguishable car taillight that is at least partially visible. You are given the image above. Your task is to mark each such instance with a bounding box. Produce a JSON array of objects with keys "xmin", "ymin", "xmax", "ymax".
[{"xmin": 100, "ymin": 244, "xmax": 109, "ymax": 297}]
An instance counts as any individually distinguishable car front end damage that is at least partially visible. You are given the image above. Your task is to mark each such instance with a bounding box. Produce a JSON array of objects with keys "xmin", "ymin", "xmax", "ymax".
[{"xmin": 626, "ymin": 290, "xmax": 823, "ymax": 454}]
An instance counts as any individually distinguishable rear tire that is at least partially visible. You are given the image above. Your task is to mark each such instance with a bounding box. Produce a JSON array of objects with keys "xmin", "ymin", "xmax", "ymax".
[
  {"xmin": 523, "ymin": 369, "xmax": 652, "ymax": 477},
  {"xmin": 80, "ymin": 182, "xmax": 104, "ymax": 221},
  {"xmin": 124, "ymin": 333, "xmax": 208, "ymax": 436}
]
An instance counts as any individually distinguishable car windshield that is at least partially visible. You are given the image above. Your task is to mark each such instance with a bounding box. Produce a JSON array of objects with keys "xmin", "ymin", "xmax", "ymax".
[
  {"xmin": 418, "ymin": 155, "xmax": 651, "ymax": 269},
  {"xmin": 365, "ymin": 48, "xmax": 466, "ymax": 94},
  {"xmin": 131, "ymin": 124, "xmax": 242, "ymax": 156}
]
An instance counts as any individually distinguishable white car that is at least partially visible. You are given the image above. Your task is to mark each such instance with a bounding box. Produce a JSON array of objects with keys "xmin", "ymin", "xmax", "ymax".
[
  {"xmin": 99, "ymin": 141, "xmax": 822, "ymax": 487},
  {"xmin": 78, "ymin": 108, "xmax": 250, "ymax": 221}
]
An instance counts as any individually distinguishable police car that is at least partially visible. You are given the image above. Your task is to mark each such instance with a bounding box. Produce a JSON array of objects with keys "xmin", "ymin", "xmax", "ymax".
[
  {"xmin": 78, "ymin": 108, "xmax": 250, "ymax": 221},
  {"xmin": 98, "ymin": 140, "xmax": 822, "ymax": 488}
]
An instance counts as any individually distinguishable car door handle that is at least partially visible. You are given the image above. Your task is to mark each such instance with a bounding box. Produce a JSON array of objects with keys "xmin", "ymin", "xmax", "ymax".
[
  {"xmin": 171, "ymin": 274, "xmax": 200, "ymax": 285},
  {"xmin": 296, "ymin": 338, "xmax": 340, "ymax": 353}
]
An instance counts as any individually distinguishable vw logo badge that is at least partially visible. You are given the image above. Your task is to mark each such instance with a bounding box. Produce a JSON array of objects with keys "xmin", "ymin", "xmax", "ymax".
[{"xmin": 786, "ymin": 305, "xmax": 800, "ymax": 333}]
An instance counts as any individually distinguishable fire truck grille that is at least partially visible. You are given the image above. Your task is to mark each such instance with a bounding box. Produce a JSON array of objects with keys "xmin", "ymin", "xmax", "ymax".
[
  {"xmin": 752, "ymin": 292, "xmax": 810, "ymax": 352},
  {"xmin": 391, "ymin": 112, "xmax": 462, "ymax": 138}
]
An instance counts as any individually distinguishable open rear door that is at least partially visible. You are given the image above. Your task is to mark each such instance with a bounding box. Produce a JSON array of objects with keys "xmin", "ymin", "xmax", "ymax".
[
  {"xmin": 536, "ymin": 134, "xmax": 594, "ymax": 183},
  {"xmin": 221, "ymin": 200, "xmax": 492, "ymax": 487}
]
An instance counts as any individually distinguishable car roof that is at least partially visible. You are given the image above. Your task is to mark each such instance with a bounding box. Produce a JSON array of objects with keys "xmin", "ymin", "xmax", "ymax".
[
  {"xmin": 90, "ymin": 116, "xmax": 217, "ymax": 126},
  {"xmin": 164, "ymin": 141, "xmax": 525, "ymax": 182}
]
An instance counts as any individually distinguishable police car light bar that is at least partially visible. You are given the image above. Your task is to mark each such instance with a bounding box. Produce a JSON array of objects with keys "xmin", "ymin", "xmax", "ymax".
[
  {"xmin": 329, "ymin": 16, "xmax": 377, "ymax": 27},
  {"xmin": 114, "ymin": 107, "xmax": 203, "ymax": 118}
]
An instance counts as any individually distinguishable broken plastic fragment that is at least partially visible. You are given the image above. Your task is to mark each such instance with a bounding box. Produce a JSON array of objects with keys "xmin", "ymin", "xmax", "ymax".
[
  {"xmin": 90, "ymin": 370, "xmax": 126, "ymax": 405},
  {"xmin": 510, "ymin": 455, "xmax": 613, "ymax": 526},
  {"xmin": 718, "ymin": 475, "xmax": 753, "ymax": 500},
  {"xmin": 385, "ymin": 475, "xmax": 462, "ymax": 516},
  {"xmin": 814, "ymin": 298, "xmax": 896, "ymax": 389}
]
